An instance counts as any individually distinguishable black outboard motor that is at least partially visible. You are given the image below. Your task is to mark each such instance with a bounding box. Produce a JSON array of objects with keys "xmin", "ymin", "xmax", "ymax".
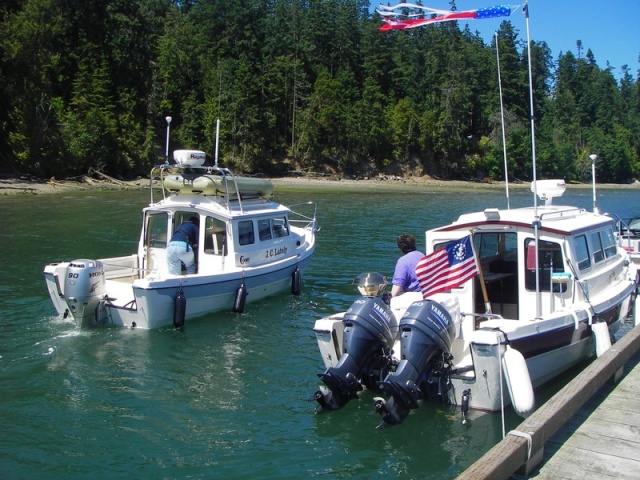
[
  {"xmin": 314, "ymin": 273, "xmax": 396, "ymax": 411},
  {"xmin": 375, "ymin": 299, "xmax": 456, "ymax": 426}
]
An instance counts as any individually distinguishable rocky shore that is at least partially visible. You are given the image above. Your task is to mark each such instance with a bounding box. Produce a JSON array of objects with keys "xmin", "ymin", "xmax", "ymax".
[{"xmin": 1, "ymin": 173, "xmax": 637, "ymax": 196}]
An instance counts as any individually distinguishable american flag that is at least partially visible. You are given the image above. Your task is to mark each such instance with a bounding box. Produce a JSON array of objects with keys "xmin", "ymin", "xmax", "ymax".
[
  {"xmin": 416, "ymin": 235, "xmax": 479, "ymax": 298},
  {"xmin": 377, "ymin": 4, "xmax": 515, "ymax": 32}
]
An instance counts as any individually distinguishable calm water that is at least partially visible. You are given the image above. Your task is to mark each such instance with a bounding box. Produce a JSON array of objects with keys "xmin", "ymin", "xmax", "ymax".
[{"xmin": 1, "ymin": 184, "xmax": 637, "ymax": 479}]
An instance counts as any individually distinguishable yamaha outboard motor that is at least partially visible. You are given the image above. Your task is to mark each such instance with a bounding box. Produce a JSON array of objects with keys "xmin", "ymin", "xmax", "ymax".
[
  {"xmin": 314, "ymin": 273, "xmax": 396, "ymax": 410},
  {"xmin": 375, "ymin": 299, "xmax": 456, "ymax": 426},
  {"xmin": 63, "ymin": 259, "xmax": 106, "ymax": 328}
]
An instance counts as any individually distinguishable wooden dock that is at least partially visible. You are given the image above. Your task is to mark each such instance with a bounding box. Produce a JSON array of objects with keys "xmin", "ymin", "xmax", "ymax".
[
  {"xmin": 456, "ymin": 322, "xmax": 640, "ymax": 480},
  {"xmin": 530, "ymin": 345, "xmax": 640, "ymax": 479}
]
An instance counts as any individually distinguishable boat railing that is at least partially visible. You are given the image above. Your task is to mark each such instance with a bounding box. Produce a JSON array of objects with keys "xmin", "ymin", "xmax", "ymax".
[
  {"xmin": 150, "ymin": 163, "xmax": 247, "ymax": 211},
  {"xmin": 538, "ymin": 206, "xmax": 585, "ymax": 223},
  {"xmin": 287, "ymin": 201, "xmax": 319, "ymax": 234}
]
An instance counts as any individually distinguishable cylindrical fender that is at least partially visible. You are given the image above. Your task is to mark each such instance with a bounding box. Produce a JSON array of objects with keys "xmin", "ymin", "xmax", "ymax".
[
  {"xmin": 291, "ymin": 267, "xmax": 301, "ymax": 295},
  {"xmin": 502, "ymin": 345, "xmax": 535, "ymax": 418},
  {"xmin": 233, "ymin": 283, "xmax": 248, "ymax": 313},
  {"xmin": 592, "ymin": 322, "xmax": 612, "ymax": 357},
  {"xmin": 173, "ymin": 289, "xmax": 186, "ymax": 328}
]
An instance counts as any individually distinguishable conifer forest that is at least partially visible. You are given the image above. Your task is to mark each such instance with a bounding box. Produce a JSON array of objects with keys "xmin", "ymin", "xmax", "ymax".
[{"xmin": 1, "ymin": 0, "xmax": 638, "ymax": 182}]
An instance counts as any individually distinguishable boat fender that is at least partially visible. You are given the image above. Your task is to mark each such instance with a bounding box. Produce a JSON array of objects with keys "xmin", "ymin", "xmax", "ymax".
[
  {"xmin": 461, "ymin": 389, "xmax": 470, "ymax": 425},
  {"xmin": 173, "ymin": 288, "xmax": 186, "ymax": 328},
  {"xmin": 502, "ymin": 345, "xmax": 535, "ymax": 418},
  {"xmin": 291, "ymin": 267, "xmax": 301, "ymax": 295},
  {"xmin": 233, "ymin": 282, "xmax": 248, "ymax": 313},
  {"xmin": 592, "ymin": 322, "xmax": 612, "ymax": 357}
]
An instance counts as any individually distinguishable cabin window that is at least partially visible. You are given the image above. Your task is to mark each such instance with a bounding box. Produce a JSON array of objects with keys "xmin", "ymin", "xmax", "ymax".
[
  {"xmin": 590, "ymin": 231, "xmax": 604, "ymax": 263},
  {"xmin": 145, "ymin": 212, "xmax": 169, "ymax": 248},
  {"xmin": 574, "ymin": 235, "xmax": 591, "ymax": 271},
  {"xmin": 524, "ymin": 238, "xmax": 565, "ymax": 292},
  {"xmin": 473, "ymin": 232, "xmax": 517, "ymax": 261},
  {"xmin": 258, "ymin": 219, "xmax": 272, "ymax": 241},
  {"xmin": 238, "ymin": 220, "xmax": 255, "ymax": 246},
  {"xmin": 204, "ymin": 216, "xmax": 228, "ymax": 256},
  {"xmin": 602, "ymin": 228, "xmax": 617, "ymax": 258},
  {"xmin": 273, "ymin": 216, "xmax": 289, "ymax": 237}
]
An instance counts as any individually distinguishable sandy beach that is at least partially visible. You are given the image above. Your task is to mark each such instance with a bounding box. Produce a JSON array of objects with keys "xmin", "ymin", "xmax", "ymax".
[{"xmin": 1, "ymin": 173, "xmax": 637, "ymax": 196}]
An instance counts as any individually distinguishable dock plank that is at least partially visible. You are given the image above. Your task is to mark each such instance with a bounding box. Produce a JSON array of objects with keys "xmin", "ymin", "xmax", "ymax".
[
  {"xmin": 531, "ymin": 347, "xmax": 640, "ymax": 479},
  {"xmin": 533, "ymin": 446, "xmax": 640, "ymax": 480},
  {"xmin": 456, "ymin": 325, "xmax": 640, "ymax": 480}
]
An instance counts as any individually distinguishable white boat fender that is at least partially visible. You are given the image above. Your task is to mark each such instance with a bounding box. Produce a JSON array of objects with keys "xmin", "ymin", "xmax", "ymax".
[
  {"xmin": 291, "ymin": 267, "xmax": 301, "ymax": 295},
  {"xmin": 233, "ymin": 282, "xmax": 248, "ymax": 313},
  {"xmin": 461, "ymin": 389, "xmax": 470, "ymax": 425},
  {"xmin": 592, "ymin": 322, "xmax": 612, "ymax": 357},
  {"xmin": 502, "ymin": 345, "xmax": 535, "ymax": 418},
  {"xmin": 173, "ymin": 288, "xmax": 186, "ymax": 328}
]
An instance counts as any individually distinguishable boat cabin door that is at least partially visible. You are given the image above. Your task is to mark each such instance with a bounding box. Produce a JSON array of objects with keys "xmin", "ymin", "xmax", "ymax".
[{"xmin": 143, "ymin": 211, "xmax": 169, "ymax": 277}]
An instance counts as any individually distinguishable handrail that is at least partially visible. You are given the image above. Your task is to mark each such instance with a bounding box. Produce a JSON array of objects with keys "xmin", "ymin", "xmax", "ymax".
[{"xmin": 149, "ymin": 163, "xmax": 247, "ymax": 212}]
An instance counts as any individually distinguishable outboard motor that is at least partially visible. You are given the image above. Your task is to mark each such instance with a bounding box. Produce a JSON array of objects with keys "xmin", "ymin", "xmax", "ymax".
[
  {"xmin": 314, "ymin": 273, "xmax": 396, "ymax": 410},
  {"xmin": 375, "ymin": 299, "xmax": 456, "ymax": 426},
  {"xmin": 63, "ymin": 259, "xmax": 106, "ymax": 328}
]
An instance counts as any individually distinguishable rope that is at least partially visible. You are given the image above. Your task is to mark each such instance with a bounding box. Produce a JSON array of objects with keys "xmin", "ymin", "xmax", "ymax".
[{"xmin": 507, "ymin": 430, "xmax": 533, "ymax": 460}]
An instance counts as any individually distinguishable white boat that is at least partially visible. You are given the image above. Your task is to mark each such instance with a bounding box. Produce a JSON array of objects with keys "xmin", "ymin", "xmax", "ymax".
[
  {"xmin": 311, "ymin": 180, "xmax": 639, "ymax": 426},
  {"xmin": 43, "ymin": 149, "xmax": 318, "ymax": 329},
  {"xmin": 609, "ymin": 214, "xmax": 640, "ymax": 267}
]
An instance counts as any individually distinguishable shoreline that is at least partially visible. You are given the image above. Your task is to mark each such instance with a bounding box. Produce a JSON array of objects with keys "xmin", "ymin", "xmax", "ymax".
[{"xmin": 1, "ymin": 174, "xmax": 638, "ymax": 196}]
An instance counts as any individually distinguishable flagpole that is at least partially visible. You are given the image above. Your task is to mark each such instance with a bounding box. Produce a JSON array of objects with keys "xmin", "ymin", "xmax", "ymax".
[
  {"xmin": 470, "ymin": 231, "xmax": 491, "ymax": 315},
  {"xmin": 524, "ymin": 1, "xmax": 542, "ymax": 318},
  {"xmin": 495, "ymin": 32, "xmax": 510, "ymax": 209}
]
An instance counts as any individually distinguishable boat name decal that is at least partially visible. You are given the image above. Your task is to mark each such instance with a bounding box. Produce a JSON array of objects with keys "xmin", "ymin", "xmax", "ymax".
[{"xmin": 266, "ymin": 246, "xmax": 287, "ymax": 258}]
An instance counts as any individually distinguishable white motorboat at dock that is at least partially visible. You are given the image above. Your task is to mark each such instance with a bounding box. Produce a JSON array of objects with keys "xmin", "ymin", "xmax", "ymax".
[
  {"xmin": 311, "ymin": 180, "xmax": 639, "ymax": 427},
  {"xmin": 43, "ymin": 148, "xmax": 318, "ymax": 329}
]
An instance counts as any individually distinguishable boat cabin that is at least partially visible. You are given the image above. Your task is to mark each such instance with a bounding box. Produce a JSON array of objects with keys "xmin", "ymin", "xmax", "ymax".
[
  {"xmin": 140, "ymin": 198, "xmax": 299, "ymax": 279},
  {"xmin": 426, "ymin": 205, "xmax": 624, "ymax": 324}
]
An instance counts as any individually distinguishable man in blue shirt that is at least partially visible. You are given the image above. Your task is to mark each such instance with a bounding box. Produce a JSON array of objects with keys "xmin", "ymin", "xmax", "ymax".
[
  {"xmin": 167, "ymin": 217, "xmax": 199, "ymax": 275},
  {"xmin": 391, "ymin": 233, "xmax": 424, "ymax": 297}
]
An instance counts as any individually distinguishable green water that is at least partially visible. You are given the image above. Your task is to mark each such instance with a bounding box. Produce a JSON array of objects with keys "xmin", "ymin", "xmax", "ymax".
[{"xmin": 1, "ymin": 185, "xmax": 637, "ymax": 479}]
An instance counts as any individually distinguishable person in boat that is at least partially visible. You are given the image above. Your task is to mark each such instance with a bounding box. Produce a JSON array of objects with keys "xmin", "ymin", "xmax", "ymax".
[
  {"xmin": 391, "ymin": 233, "xmax": 424, "ymax": 297},
  {"xmin": 167, "ymin": 217, "xmax": 200, "ymax": 275}
]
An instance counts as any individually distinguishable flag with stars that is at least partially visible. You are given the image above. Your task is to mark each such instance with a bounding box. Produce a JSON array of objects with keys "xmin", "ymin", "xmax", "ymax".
[
  {"xmin": 377, "ymin": 3, "xmax": 517, "ymax": 32},
  {"xmin": 416, "ymin": 235, "xmax": 479, "ymax": 298}
]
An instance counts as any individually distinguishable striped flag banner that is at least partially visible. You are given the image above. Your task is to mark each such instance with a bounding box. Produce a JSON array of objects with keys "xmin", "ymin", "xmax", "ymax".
[
  {"xmin": 377, "ymin": 3, "xmax": 519, "ymax": 31},
  {"xmin": 416, "ymin": 235, "xmax": 479, "ymax": 298}
]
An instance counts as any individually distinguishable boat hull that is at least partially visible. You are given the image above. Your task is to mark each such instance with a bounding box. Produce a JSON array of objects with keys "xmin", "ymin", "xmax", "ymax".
[{"xmin": 45, "ymin": 253, "xmax": 312, "ymax": 329}]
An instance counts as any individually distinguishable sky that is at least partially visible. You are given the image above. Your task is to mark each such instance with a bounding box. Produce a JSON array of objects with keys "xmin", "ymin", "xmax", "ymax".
[{"xmin": 375, "ymin": 1, "xmax": 640, "ymax": 79}]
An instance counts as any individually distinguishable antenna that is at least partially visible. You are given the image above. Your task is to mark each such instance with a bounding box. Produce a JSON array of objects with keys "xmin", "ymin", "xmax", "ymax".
[
  {"xmin": 590, "ymin": 154, "xmax": 598, "ymax": 213},
  {"xmin": 214, "ymin": 67, "xmax": 222, "ymax": 167},
  {"xmin": 165, "ymin": 116, "xmax": 172, "ymax": 164},
  {"xmin": 496, "ymin": 31, "xmax": 510, "ymax": 209},
  {"xmin": 524, "ymin": 1, "xmax": 542, "ymax": 318}
]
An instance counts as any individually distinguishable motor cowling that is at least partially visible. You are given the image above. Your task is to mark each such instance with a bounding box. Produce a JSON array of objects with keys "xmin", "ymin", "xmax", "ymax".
[
  {"xmin": 63, "ymin": 259, "xmax": 106, "ymax": 328},
  {"xmin": 376, "ymin": 299, "xmax": 455, "ymax": 426},
  {"xmin": 315, "ymin": 297, "xmax": 396, "ymax": 410}
]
